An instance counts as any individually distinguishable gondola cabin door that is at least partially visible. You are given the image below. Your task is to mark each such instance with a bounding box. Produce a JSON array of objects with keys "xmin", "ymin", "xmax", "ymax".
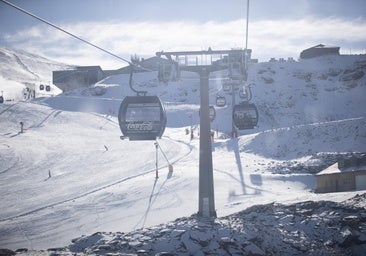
[{"xmin": 118, "ymin": 96, "xmax": 167, "ymax": 140}]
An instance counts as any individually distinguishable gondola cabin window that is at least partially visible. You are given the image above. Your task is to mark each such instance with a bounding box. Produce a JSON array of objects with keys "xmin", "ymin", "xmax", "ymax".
[
  {"xmin": 125, "ymin": 103, "xmax": 161, "ymax": 122},
  {"xmin": 234, "ymin": 108, "xmax": 256, "ymax": 120}
]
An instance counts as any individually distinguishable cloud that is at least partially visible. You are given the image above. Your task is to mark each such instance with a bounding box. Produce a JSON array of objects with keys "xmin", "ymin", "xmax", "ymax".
[{"xmin": 4, "ymin": 17, "xmax": 366, "ymax": 69}]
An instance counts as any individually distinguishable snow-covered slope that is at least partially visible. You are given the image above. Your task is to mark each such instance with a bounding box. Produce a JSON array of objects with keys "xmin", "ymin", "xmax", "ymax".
[
  {"xmin": 250, "ymin": 55, "xmax": 366, "ymax": 130},
  {"xmin": 41, "ymin": 55, "xmax": 366, "ymax": 134},
  {"xmin": 0, "ymin": 51, "xmax": 365, "ymax": 254},
  {"xmin": 0, "ymin": 47, "xmax": 71, "ymax": 83},
  {"xmin": 0, "ymin": 47, "xmax": 68, "ymax": 100}
]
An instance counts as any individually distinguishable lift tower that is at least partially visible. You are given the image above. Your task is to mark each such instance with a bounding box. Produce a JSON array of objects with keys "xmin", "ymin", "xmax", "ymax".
[{"xmin": 157, "ymin": 49, "xmax": 249, "ymax": 218}]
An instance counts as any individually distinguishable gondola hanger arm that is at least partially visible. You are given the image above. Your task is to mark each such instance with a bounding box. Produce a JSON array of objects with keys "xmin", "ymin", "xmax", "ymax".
[{"xmin": 129, "ymin": 65, "xmax": 147, "ymax": 96}]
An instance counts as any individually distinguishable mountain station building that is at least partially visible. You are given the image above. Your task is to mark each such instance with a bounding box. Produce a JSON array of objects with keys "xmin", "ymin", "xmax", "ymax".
[{"xmin": 300, "ymin": 44, "xmax": 340, "ymax": 59}]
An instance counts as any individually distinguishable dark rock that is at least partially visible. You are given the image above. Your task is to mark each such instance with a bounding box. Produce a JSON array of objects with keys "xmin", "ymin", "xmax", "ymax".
[
  {"xmin": 340, "ymin": 70, "xmax": 364, "ymax": 81},
  {"xmin": 14, "ymin": 248, "xmax": 28, "ymax": 253},
  {"xmin": 47, "ymin": 247, "xmax": 66, "ymax": 251},
  {"xmin": 155, "ymin": 252, "xmax": 178, "ymax": 256},
  {"xmin": 342, "ymin": 215, "xmax": 360, "ymax": 229},
  {"xmin": 0, "ymin": 249, "xmax": 15, "ymax": 256}
]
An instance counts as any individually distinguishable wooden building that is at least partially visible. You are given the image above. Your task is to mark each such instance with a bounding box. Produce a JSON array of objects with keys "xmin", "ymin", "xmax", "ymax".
[{"xmin": 316, "ymin": 155, "xmax": 366, "ymax": 193}]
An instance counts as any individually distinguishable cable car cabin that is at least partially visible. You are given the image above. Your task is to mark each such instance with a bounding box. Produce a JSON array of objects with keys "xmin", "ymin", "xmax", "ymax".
[
  {"xmin": 233, "ymin": 103, "xmax": 259, "ymax": 130},
  {"xmin": 223, "ymin": 83, "xmax": 231, "ymax": 92},
  {"xmin": 239, "ymin": 89, "xmax": 246, "ymax": 98},
  {"xmin": 45, "ymin": 85, "xmax": 51, "ymax": 92},
  {"xmin": 0, "ymin": 96, "xmax": 4, "ymax": 104},
  {"xmin": 239, "ymin": 85, "xmax": 252, "ymax": 101},
  {"xmin": 229, "ymin": 62, "xmax": 244, "ymax": 80},
  {"xmin": 216, "ymin": 96, "xmax": 226, "ymax": 107},
  {"xmin": 199, "ymin": 105, "xmax": 216, "ymax": 122},
  {"xmin": 209, "ymin": 105, "xmax": 216, "ymax": 122},
  {"xmin": 39, "ymin": 84, "xmax": 44, "ymax": 90},
  {"xmin": 239, "ymin": 88, "xmax": 249, "ymax": 101},
  {"xmin": 118, "ymin": 96, "xmax": 167, "ymax": 141}
]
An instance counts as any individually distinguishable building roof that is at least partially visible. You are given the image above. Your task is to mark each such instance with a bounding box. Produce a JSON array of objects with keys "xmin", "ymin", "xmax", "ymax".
[
  {"xmin": 317, "ymin": 162, "xmax": 366, "ymax": 176},
  {"xmin": 75, "ymin": 66, "xmax": 104, "ymax": 72},
  {"xmin": 305, "ymin": 44, "xmax": 340, "ymax": 50}
]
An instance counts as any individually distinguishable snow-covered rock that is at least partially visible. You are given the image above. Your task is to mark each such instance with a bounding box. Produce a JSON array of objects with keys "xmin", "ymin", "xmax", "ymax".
[{"xmin": 12, "ymin": 193, "xmax": 365, "ymax": 256}]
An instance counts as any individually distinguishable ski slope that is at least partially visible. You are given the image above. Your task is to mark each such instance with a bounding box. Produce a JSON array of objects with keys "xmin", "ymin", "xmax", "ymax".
[{"xmin": 0, "ymin": 50, "xmax": 366, "ymax": 251}]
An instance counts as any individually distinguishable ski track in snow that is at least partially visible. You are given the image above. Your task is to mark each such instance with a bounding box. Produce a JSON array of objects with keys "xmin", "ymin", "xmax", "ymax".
[
  {"xmin": 0, "ymin": 169, "xmax": 160, "ymax": 222},
  {"xmin": 13, "ymin": 53, "xmax": 40, "ymax": 80},
  {"xmin": 0, "ymin": 102, "xmax": 17, "ymax": 116},
  {"xmin": 0, "ymin": 130, "xmax": 192, "ymax": 223}
]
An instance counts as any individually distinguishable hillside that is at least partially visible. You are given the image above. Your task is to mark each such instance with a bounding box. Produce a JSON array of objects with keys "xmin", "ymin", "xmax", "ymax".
[
  {"xmin": 0, "ymin": 50, "xmax": 366, "ymax": 255},
  {"xmin": 251, "ymin": 55, "xmax": 366, "ymax": 130},
  {"xmin": 0, "ymin": 47, "xmax": 69, "ymax": 100}
]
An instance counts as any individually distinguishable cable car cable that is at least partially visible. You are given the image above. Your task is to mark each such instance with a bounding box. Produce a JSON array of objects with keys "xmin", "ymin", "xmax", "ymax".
[
  {"xmin": 0, "ymin": 0, "xmax": 152, "ymax": 70},
  {"xmin": 0, "ymin": 0, "xmax": 130, "ymax": 65}
]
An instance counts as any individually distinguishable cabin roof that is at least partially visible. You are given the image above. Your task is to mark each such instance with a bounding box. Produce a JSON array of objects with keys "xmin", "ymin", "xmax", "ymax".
[{"xmin": 317, "ymin": 162, "xmax": 366, "ymax": 176}]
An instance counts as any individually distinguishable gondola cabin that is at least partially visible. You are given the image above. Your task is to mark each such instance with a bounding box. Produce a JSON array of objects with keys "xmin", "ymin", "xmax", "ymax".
[
  {"xmin": 118, "ymin": 96, "xmax": 167, "ymax": 141},
  {"xmin": 223, "ymin": 83, "xmax": 231, "ymax": 92},
  {"xmin": 199, "ymin": 105, "xmax": 216, "ymax": 122},
  {"xmin": 239, "ymin": 88, "xmax": 249, "ymax": 100},
  {"xmin": 209, "ymin": 105, "xmax": 216, "ymax": 122},
  {"xmin": 229, "ymin": 62, "xmax": 244, "ymax": 80},
  {"xmin": 239, "ymin": 85, "xmax": 252, "ymax": 101},
  {"xmin": 39, "ymin": 84, "xmax": 45, "ymax": 90},
  {"xmin": 233, "ymin": 103, "xmax": 259, "ymax": 130},
  {"xmin": 45, "ymin": 85, "xmax": 51, "ymax": 92},
  {"xmin": 216, "ymin": 96, "xmax": 226, "ymax": 107}
]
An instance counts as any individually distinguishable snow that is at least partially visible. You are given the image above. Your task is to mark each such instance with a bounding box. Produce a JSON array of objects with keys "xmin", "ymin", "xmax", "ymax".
[
  {"xmin": 0, "ymin": 47, "xmax": 66, "ymax": 100},
  {"xmin": 0, "ymin": 47, "xmax": 366, "ymax": 255}
]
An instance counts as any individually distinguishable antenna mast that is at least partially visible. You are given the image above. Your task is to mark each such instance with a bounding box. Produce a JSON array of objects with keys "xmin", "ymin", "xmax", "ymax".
[
  {"xmin": 245, "ymin": 0, "xmax": 250, "ymax": 51},
  {"xmin": 245, "ymin": 0, "xmax": 250, "ymax": 71}
]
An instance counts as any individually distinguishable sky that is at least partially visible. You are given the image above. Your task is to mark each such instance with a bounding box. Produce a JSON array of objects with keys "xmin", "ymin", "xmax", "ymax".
[{"xmin": 0, "ymin": 0, "xmax": 366, "ymax": 69}]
